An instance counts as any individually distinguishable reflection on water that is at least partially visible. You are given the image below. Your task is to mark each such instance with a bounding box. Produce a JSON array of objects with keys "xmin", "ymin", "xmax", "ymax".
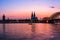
[
  {"xmin": 49, "ymin": 24, "xmax": 60, "ymax": 40},
  {"xmin": 0, "ymin": 23, "xmax": 60, "ymax": 40},
  {"xmin": 31, "ymin": 23, "xmax": 36, "ymax": 38},
  {"xmin": 3, "ymin": 24, "xmax": 6, "ymax": 39}
]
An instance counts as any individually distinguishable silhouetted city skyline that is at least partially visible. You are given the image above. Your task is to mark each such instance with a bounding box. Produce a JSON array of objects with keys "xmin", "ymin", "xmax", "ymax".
[
  {"xmin": 0, "ymin": 0, "xmax": 60, "ymax": 40},
  {"xmin": 0, "ymin": 12, "xmax": 60, "ymax": 23}
]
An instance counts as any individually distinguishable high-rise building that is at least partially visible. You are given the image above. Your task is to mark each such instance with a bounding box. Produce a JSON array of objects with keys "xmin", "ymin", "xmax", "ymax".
[{"xmin": 2, "ymin": 14, "xmax": 5, "ymax": 21}]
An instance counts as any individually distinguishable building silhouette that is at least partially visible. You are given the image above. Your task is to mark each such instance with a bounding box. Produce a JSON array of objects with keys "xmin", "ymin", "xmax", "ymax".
[
  {"xmin": 2, "ymin": 14, "xmax": 5, "ymax": 21},
  {"xmin": 31, "ymin": 12, "xmax": 38, "ymax": 22}
]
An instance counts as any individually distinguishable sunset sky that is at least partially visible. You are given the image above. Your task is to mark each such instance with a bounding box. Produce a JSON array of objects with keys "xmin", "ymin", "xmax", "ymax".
[{"xmin": 0, "ymin": 0, "xmax": 60, "ymax": 19}]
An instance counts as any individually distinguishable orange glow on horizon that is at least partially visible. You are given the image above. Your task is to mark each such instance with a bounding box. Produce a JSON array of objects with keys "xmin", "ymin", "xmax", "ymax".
[{"xmin": 0, "ymin": 7, "xmax": 60, "ymax": 19}]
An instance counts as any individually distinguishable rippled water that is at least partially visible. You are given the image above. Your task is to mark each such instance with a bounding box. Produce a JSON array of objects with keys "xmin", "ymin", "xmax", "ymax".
[{"xmin": 0, "ymin": 23, "xmax": 60, "ymax": 40}]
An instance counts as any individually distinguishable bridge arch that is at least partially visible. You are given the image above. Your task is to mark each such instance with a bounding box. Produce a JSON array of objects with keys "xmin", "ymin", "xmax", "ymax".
[{"xmin": 50, "ymin": 12, "xmax": 60, "ymax": 19}]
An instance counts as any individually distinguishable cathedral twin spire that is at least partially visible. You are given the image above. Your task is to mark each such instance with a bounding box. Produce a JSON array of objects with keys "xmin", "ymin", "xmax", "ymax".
[{"xmin": 31, "ymin": 11, "xmax": 37, "ymax": 20}]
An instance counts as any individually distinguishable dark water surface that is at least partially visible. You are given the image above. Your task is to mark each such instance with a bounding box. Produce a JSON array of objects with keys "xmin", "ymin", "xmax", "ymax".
[{"xmin": 0, "ymin": 23, "xmax": 60, "ymax": 40}]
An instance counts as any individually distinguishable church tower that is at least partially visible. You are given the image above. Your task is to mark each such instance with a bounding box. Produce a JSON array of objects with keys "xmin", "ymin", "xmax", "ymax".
[
  {"xmin": 31, "ymin": 12, "xmax": 35, "ymax": 20},
  {"xmin": 34, "ymin": 12, "xmax": 35, "ymax": 17},
  {"xmin": 31, "ymin": 11, "xmax": 37, "ymax": 20},
  {"xmin": 31, "ymin": 12, "xmax": 34, "ymax": 19}
]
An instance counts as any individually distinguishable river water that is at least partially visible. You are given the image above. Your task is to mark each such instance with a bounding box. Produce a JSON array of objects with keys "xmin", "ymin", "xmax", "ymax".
[{"xmin": 0, "ymin": 23, "xmax": 60, "ymax": 40}]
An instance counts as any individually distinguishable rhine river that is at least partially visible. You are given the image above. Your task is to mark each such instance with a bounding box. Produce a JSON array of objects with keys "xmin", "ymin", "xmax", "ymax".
[{"xmin": 0, "ymin": 23, "xmax": 60, "ymax": 40}]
